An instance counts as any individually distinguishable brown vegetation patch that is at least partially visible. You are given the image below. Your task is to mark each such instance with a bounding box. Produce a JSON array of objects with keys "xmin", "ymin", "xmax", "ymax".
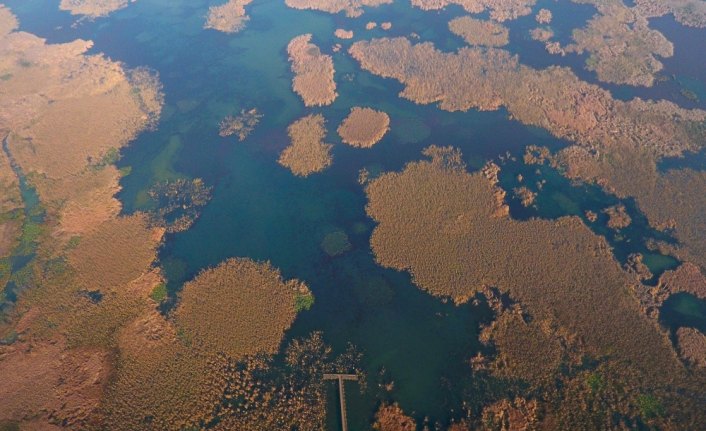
[
  {"xmin": 565, "ymin": 4, "xmax": 673, "ymax": 86},
  {"xmin": 634, "ymin": 0, "xmax": 706, "ymax": 28},
  {"xmin": 278, "ymin": 113, "xmax": 333, "ymax": 176},
  {"xmin": 411, "ymin": 0, "xmax": 536, "ymax": 21},
  {"xmin": 59, "ymin": 0, "xmax": 130, "ymax": 17},
  {"xmin": 337, "ymin": 107, "xmax": 390, "ymax": 148},
  {"xmin": 0, "ymin": 337, "xmax": 110, "ymax": 428},
  {"xmin": 1, "ymin": 33, "xmax": 162, "ymax": 180},
  {"xmin": 482, "ymin": 312, "xmax": 565, "ymax": 385},
  {"xmin": 219, "ymin": 108, "xmax": 262, "ymax": 141},
  {"xmin": 602, "ymin": 203, "xmax": 631, "ymax": 229},
  {"xmin": 349, "ymin": 37, "xmax": 706, "ymax": 159},
  {"xmin": 535, "ymin": 7, "xmax": 552, "ymax": 23},
  {"xmin": 480, "ymin": 397, "xmax": 538, "ymax": 431},
  {"xmin": 449, "ymin": 16, "xmax": 509, "ymax": 46},
  {"xmin": 175, "ymin": 258, "xmax": 310, "ymax": 359},
  {"xmin": 556, "ymin": 146, "xmax": 706, "ymax": 270},
  {"xmin": 103, "ymin": 332, "xmax": 224, "ymax": 430},
  {"xmin": 675, "ymin": 327, "xmax": 706, "ymax": 367},
  {"xmin": 0, "ymin": 5, "xmax": 18, "ymax": 36},
  {"xmin": 530, "ymin": 27, "xmax": 553, "ymax": 42},
  {"xmin": 287, "ymin": 34, "xmax": 337, "ymax": 107},
  {"xmin": 284, "ymin": 0, "xmax": 392, "ymax": 17},
  {"xmin": 365, "ymin": 146, "xmax": 681, "ymax": 380},
  {"xmin": 204, "ymin": 0, "xmax": 254, "ymax": 33},
  {"xmin": 512, "ymin": 186, "xmax": 536, "ymax": 207},
  {"xmin": 68, "ymin": 214, "xmax": 159, "ymax": 293},
  {"xmin": 335, "ymin": 28, "xmax": 354, "ymax": 39},
  {"xmin": 381, "ymin": 21, "xmax": 392, "ymax": 30},
  {"xmin": 373, "ymin": 403, "xmax": 416, "ymax": 431}
]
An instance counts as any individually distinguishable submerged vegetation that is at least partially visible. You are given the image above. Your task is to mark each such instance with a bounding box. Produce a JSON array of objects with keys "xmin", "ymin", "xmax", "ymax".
[
  {"xmin": 147, "ymin": 178, "xmax": 212, "ymax": 233},
  {"xmin": 219, "ymin": 108, "xmax": 263, "ymax": 141}
]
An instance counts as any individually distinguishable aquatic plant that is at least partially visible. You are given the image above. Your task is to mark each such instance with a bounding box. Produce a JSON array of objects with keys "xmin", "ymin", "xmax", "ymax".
[
  {"xmin": 278, "ymin": 114, "xmax": 333, "ymax": 176},
  {"xmin": 175, "ymin": 258, "xmax": 311, "ymax": 359},
  {"xmin": 147, "ymin": 178, "xmax": 212, "ymax": 233},
  {"xmin": 59, "ymin": 0, "xmax": 130, "ymax": 17},
  {"xmin": 320, "ymin": 230, "xmax": 352, "ymax": 256},
  {"xmin": 204, "ymin": 0, "xmax": 254, "ymax": 33},
  {"xmin": 411, "ymin": 0, "xmax": 536, "ymax": 22},
  {"xmin": 448, "ymin": 16, "xmax": 509, "ymax": 47},
  {"xmin": 219, "ymin": 108, "xmax": 263, "ymax": 141},
  {"xmin": 287, "ymin": 34, "xmax": 337, "ymax": 107},
  {"xmin": 284, "ymin": 0, "xmax": 392, "ymax": 18},
  {"xmin": 337, "ymin": 107, "xmax": 390, "ymax": 148}
]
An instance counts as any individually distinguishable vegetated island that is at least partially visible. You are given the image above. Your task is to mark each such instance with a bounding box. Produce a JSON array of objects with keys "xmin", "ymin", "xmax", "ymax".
[
  {"xmin": 335, "ymin": 28, "xmax": 354, "ymax": 39},
  {"xmin": 634, "ymin": 0, "xmax": 706, "ymax": 28},
  {"xmin": 175, "ymin": 258, "xmax": 313, "ymax": 358},
  {"xmin": 535, "ymin": 7, "xmax": 552, "ymax": 23},
  {"xmin": 411, "ymin": 0, "xmax": 536, "ymax": 22},
  {"xmin": 285, "ymin": 0, "xmax": 392, "ymax": 18},
  {"xmin": 364, "ymin": 145, "xmax": 706, "ymax": 428},
  {"xmin": 564, "ymin": 2, "xmax": 674, "ymax": 87},
  {"xmin": 448, "ymin": 16, "xmax": 509, "ymax": 47},
  {"xmin": 59, "ymin": 0, "xmax": 131, "ymax": 17},
  {"xmin": 278, "ymin": 113, "xmax": 333, "ymax": 176},
  {"xmin": 337, "ymin": 107, "xmax": 390, "ymax": 148},
  {"xmin": 348, "ymin": 36, "xmax": 706, "ymax": 267},
  {"xmin": 204, "ymin": 0, "xmax": 254, "ymax": 33},
  {"xmin": 287, "ymin": 34, "xmax": 337, "ymax": 107}
]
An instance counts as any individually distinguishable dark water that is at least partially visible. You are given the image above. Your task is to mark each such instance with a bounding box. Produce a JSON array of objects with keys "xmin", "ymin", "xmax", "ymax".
[
  {"xmin": 660, "ymin": 293, "xmax": 706, "ymax": 334},
  {"xmin": 4, "ymin": 0, "xmax": 705, "ymax": 428}
]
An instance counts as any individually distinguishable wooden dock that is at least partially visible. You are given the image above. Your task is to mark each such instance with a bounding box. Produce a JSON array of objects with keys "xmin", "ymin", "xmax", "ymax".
[{"xmin": 323, "ymin": 373, "xmax": 358, "ymax": 431}]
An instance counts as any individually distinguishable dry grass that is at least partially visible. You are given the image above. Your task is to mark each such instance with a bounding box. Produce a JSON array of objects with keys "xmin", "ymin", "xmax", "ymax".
[
  {"xmin": 634, "ymin": 0, "xmax": 706, "ymax": 28},
  {"xmin": 349, "ymin": 37, "xmax": 706, "ymax": 159},
  {"xmin": 278, "ymin": 113, "xmax": 333, "ymax": 176},
  {"xmin": 68, "ymin": 214, "xmax": 159, "ymax": 293},
  {"xmin": 365, "ymin": 146, "xmax": 681, "ymax": 379},
  {"xmin": 287, "ymin": 34, "xmax": 337, "ymax": 107},
  {"xmin": 0, "ymin": 337, "xmax": 110, "ymax": 428},
  {"xmin": 0, "ymin": 5, "xmax": 17, "ymax": 36},
  {"xmin": 535, "ymin": 8, "xmax": 552, "ymax": 23},
  {"xmin": 565, "ymin": 3, "xmax": 673, "ymax": 86},
  {"xmin": 1, "ymin": 36, "xmax": 162, "ymax": 179},
  {"xmin": 285, "ymin": 0, "xmax": 392, "ymax": 18},
  {"xmin": 602, "ymin": 204, "xmax": 631, "ymax": 229},
  {"xmin": 448, "ymin": 16, "xmax": 509, "ymax": 47},
  {"xmin": 373, "ymin": 403, "xmax": 416, "ymax": 431},
  {"xmin": 337, "ymin": 107, "xmax": 390, "ymax": 148},
  {"xmin": 175, "ymin": 258, "xmax": 310, "ymax": 359},
  {"xmin": 411, "ymin": 0, "xmax": 536, "ymax": 21},
  {"xmin": 335, "ymin": 28, "xmax": 354, "ymax": 39},
  {"xmin": 556, "ymin": 146, "xmax": 706, "ymax": 270},
  {"xmin": 675, "ymin": 327, "xmax": 706, "ymax": 368},
  {"xmin": 530, "ymin": 27, "xmax": 553, "ymax": 42},
  {"xmin": 204, "ymin": 0, "xmax": 254, "ymax": 33},
  {"xmin": 59, "ymin": 0, "xmax": 129, "ymax": 17}
]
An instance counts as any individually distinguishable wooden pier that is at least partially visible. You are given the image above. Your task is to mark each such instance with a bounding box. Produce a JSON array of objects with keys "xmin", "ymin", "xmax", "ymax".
[{"xmin": 323, "ymin": 373, "xmax": 358, "ymax": 431}]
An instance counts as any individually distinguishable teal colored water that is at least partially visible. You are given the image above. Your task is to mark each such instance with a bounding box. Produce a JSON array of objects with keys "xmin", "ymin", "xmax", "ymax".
[
  {"xmin": 660, "ymin": 293, "xmax": 706, "ymax": 334},
  {"xmin": 4, "ymin": 0, "xmax": 706, "ymax": 428}
]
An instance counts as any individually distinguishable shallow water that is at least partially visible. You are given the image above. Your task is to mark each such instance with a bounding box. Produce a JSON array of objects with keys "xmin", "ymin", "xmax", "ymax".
[{"xmin": 4, "ymin": 0, "xmax": 706, "ymax": 427}]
